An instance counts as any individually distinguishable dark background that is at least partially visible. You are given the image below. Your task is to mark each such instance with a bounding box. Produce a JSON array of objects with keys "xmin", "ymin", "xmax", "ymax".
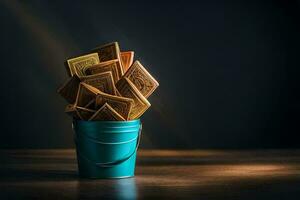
[{"xmin": 0, "ymin": 0, "xmax": 299, "ymax": 149}]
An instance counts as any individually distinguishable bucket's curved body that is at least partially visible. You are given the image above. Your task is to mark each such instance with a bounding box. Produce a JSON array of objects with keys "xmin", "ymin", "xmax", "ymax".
[{"xmin": 73, "ymin": 119, "xmax": 141, "ymax": 179}]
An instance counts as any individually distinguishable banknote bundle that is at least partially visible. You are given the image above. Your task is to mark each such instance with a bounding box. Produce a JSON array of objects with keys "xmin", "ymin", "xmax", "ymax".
[{"xmin": 57, "ymin": 42, "xmax": 159, "ymax": 121}]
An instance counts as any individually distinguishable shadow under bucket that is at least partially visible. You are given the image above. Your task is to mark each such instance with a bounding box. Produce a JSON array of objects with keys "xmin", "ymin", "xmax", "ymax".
[{"xmin": 73, "ymin": 119, "xmax": 142, "ymax": 179}]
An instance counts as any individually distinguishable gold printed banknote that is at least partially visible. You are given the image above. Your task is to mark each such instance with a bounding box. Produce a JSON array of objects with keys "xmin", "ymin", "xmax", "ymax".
[
  {"xmin": 75, "ymin": 83, "xmax": 101, "ymax": 108},
  {"xmin": 57, "ymin": 75, "xmax": 80, "ymax": 104},
  {"xmin": 82, "ymin": 72, "xmax": 116, "ymax": 95},
  {"xmin": 89, "ymin": 103, "xmax": 125, "ymax": 121},
  {"xmin": 116, "ymin": 77, "xmax": 151, "ymax": 120},
  {"xmin": 59, "ymin": 42, "xmax": 159, "ymax": 121},
  {"xmin": 95, "ymin": 91, "xmax": 133, "ymax": 120},
  {"xmin": 120, "ymin": 51, "xmax": 134, "ymax": 73},
  {"xmin": 91, "ymin": 42, "xmax": 124, "ymax": 76},
  {"xmin": 84, "ymin": 60, "xmax": 122, "ymax": 84},
  {"xmin": 66, "ymin": 53, "xmax": 100, "ymax": 77},
  {"xmin": 123, "ymin": 60, "xmax": 159, "ymax": 98},
  {"xmin": 92, "ymin": 42, "xmax": 121, "ymax": 62}
]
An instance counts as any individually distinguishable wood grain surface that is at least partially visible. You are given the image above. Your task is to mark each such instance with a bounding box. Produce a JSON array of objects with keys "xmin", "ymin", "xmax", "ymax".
[{"xmin": 1, "ymin": 149, "xmax": 300, "ymax": 199}]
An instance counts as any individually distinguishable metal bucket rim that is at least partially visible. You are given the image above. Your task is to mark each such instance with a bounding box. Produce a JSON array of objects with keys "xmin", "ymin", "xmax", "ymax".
[{"xmin": 74, "ymin": 119, "xmax": 140, "ymax": 124}]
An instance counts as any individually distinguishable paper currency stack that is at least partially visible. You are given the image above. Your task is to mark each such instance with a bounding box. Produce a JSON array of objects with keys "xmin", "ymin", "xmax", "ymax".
[{"xmin": 57, "ymin": 42, "xmax": 159, "ymax": 121}]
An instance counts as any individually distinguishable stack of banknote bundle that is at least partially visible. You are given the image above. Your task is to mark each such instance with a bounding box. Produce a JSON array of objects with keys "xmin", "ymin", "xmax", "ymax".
[{"xmin": 57, "ymin": 42, "xmax": 159, "ymax": 121}]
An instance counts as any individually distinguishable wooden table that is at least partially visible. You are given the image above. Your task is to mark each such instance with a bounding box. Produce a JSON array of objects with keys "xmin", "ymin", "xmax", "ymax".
[{"xmin": 1, "ymin": 150, "xmax": 300, "ymax": 199}]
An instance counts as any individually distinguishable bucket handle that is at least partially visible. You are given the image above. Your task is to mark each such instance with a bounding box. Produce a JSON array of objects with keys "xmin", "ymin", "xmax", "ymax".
[{"xmin": 74, "ymin": 123, "xmax": 142, "ymax": 168}]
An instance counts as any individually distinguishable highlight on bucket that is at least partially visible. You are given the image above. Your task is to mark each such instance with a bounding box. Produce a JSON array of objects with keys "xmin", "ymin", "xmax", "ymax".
[{"xmin": 57, "ymin": 42, "xmax": 159, "ymax": 179}]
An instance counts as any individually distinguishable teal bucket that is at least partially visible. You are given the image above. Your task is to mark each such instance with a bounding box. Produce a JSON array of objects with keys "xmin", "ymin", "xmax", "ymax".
[{"xmin": 72, "ymin": 119, "xmax": 142, "ymax": 179}]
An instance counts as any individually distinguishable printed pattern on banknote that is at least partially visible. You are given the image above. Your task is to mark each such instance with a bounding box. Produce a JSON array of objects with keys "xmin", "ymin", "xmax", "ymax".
[
  {"xmin": 91, "ymin": 42, "xmax": 124, "ymax": 76},
  {"xmin": 116, "ymin": 77, "xmax": 151, "ymax": 120},
  {"xmin": 92, "ymin": 42, "xmax": 120, "ymax": 61},
  {"xmin": 89, "ymin": 103, "xmax": 125, "ymax": 121},
  {"xmin": 95, "ymin": 92, "xmax": 133, "ymax": 120},
  {"xmin": 84, "ymin": 60, "xmax": 122, "ymax": 84},
  {"xmin": 75, "ymin": 82, "xmax": 101, "ymax": 108},
  {"xmin": 57, "ymin": 75, "xmax": 81, "ymax": 104},
  {"xmin": 123, "ymin": 60, "xmax": 159, "ymax": 98},
  {"xmin": 67, "ymin": 53, "xmax": 100, "ymax": 77},
  {"xmin": 82, "ymin": 72, "xmax": 116, "ymax": 95}
]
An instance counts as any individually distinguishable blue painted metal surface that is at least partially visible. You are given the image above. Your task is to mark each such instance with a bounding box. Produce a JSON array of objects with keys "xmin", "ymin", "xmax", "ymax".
[{"xmin": 73, "ymin": 119, "xmax": 141, "ymax": 179}]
